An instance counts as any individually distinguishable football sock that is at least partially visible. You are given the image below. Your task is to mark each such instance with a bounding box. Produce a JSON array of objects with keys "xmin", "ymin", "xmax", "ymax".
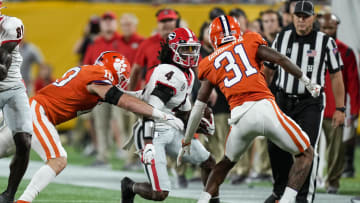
[
  {"xmin": 18, "ymin": 164, "xmax": 56, "ymax": 202},
  {"xmin": 197, "ymin": 191, "xmax": 211, "ymax": 203},
  {"xmin": 279, "ymin": 187, "xmax": 297, "ymax": 203}
]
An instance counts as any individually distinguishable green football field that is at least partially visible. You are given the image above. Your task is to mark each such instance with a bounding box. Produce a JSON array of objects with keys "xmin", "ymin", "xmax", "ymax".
[
  {"xmin": 0, "ymin": 177, "xmax": 196, "ymax": 203},
  {"xmin": 0, "ymin": 144, "xmax": 359, "ymax": 202}
]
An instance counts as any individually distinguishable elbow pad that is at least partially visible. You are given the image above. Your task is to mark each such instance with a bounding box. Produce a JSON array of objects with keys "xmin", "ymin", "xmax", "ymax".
[
  {"xmin": 143, "ymin": 118, "xmax": 155, "ymax": 139},
  {"xmin": 104, "ymin": 86, "xmax": 124, "ymax": 105}
]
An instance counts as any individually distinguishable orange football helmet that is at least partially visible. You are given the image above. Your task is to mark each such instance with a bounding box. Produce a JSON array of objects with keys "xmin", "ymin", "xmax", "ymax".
[
  {"xmin": 209, "ymin": 15, "xmax": 241, "ymax": 49},
  {"xmin": 95, "ymin": 51, "xmax": 131, "ymax": 89}
]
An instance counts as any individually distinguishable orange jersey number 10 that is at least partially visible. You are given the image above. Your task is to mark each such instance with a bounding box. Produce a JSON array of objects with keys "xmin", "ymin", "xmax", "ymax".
[
  {"xmin": 214, "ymin": 44, "xmax": 257, "ymax": 87},
  {"xmin": 53, "ymin": 67, "xmax": 81, "ymax": 87}
]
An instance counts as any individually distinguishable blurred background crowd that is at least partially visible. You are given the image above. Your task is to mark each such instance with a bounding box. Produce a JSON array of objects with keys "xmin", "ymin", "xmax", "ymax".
[{"xmin": 6, "ymin": 0, "xmax": 360, "ymax": 195}]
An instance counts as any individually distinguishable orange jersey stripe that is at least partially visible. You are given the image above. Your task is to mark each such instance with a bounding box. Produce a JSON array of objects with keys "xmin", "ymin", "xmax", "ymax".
[
  {"xmin": 276, "ymin": 104, "xmax": 310, "ymax": 148},
  {"xmin": 268, "ymin": 99, "xmax": 304, "ymax": 152},
  {"xmin": 35, "ymin": 103, "xmax": 60, "ymax": 158}
]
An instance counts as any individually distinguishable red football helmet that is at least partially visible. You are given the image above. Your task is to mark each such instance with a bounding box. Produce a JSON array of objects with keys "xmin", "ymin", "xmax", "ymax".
[
  {"xmin": 209, "ymin": 15, "xmax": 241, "ymax": 49},
  {"xmin": 168, "ymin": 27, "xmax": 201, "ymax": 68},
  {"xmin": 95, "ymin": 51, "xmax": 131, "ymax": 89}
]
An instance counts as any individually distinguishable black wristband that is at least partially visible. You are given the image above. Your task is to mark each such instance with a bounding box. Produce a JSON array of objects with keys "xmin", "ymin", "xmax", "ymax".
[
  {"xmin": 104, "ymin": 86, "xmax": 124, "ymax": 105},
  {"xmin": 335, "ymin": 107, "xmax": 346, "ymax": 112}
]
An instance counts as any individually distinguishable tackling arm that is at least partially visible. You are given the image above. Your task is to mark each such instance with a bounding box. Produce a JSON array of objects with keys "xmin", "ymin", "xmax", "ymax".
[
  {"xmin": 87, "ymin": 84, "xmax": 154, "ymax": 117},
  {"xmin": 86, "ymin": 83, "xmax": 183, "ymax": 128}
]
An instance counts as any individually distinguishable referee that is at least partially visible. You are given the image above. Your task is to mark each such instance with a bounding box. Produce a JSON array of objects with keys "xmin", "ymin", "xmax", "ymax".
[{"xmin": 263, "ymin": 1, "xmax": 345, "ymax": 203}]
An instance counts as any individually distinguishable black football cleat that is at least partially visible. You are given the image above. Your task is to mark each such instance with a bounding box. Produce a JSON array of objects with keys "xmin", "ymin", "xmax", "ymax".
[
  {"xmin": 121, "ymin": 177, "xmax": 135, "ymax": 203},
  {"xmin": 0, "ymin": 192, "xmax": 13, "ymax": 203}
]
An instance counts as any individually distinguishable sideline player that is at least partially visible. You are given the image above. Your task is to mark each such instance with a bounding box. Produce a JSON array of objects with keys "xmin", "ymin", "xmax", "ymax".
[
  {"xmin": 121, "ymin": 27, "xmax": 218, "ymax": 203},
  {"xmin": 177, "ymin": 15, "xmax": 320, "ymax": 203},
  {"xmin": 13, "ymin": 51, "xmax": 183, "ymax": 203},
  {"xmin": 0, "ymin": 2, "xmax": 33, "ymax": 202}
]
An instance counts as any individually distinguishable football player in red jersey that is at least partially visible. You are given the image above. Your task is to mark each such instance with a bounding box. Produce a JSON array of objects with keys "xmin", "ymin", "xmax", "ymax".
[
  {"xmin": 177, "ymin": 15, "xmax": 320, "ymax": 203},
  {"xmin": 14, "ymin": 51, "xmax": 183, "ymax": 203}
]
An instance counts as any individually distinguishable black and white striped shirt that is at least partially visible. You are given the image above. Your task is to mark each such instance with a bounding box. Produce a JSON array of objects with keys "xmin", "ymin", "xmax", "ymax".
[{"xmin": 266, "ymin": 27, "xmax": 343, "ymax": 95}]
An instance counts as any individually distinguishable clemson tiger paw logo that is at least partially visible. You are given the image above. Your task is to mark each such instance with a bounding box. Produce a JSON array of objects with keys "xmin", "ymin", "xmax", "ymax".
[{"xmin": 114, "ymin": 58, "xmax": 127, "ymax": 73}]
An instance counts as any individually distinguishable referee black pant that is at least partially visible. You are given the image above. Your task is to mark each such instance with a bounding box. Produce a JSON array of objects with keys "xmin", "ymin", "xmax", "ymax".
[{"xmin": 267, "ymin": 92, "xmax": 324, "ymax": 203}]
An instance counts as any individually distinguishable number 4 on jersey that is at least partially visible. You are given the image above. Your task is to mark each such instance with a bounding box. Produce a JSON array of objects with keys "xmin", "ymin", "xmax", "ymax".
[
  {"xmin": 214, "ymin": 44, "xmax": 257, "ymax": 87},
  {"xmin": 165, "ymin": 71, "xmax": 174, "ymax": 80}
]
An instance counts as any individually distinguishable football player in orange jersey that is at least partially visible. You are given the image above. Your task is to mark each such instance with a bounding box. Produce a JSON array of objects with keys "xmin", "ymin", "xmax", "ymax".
[
  {"xmin": 14, "ymin": 51, "xmax": 183, "ymax": 203},
  {"xmin": 177, "ymin": 15, "xmax": 321, "ymax": 203}
]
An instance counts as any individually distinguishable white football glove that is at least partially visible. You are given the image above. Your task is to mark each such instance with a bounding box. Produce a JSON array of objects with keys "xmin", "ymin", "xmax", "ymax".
[
  {"xmin": 300, "ymin": 74, "xmax": 322, "ymax": 98},
  {"xmin": 177, "ymin": 139, "xmax": 191, "ymax": 166},
  {"xmin": 141, "ymin": 144, "xmax": 155, "ymax": 165},
  {"xmin": 152, "ymin": 109, "xmax": 184, "ymax": 131}
]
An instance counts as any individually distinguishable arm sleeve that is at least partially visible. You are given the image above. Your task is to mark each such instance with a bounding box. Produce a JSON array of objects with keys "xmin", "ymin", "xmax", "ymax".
[
  {"xmin": 183, "ymin": 100, "xmax": 207, "ymax": 144},
  {"xmin": 326, "ymin": 37, "xmax": 344, "ymax": 73},
  {"xmin": 88, "ymin": 67, "xmax": 113, "ymax": 85},
  {"xmin": 1, "ymin": 18, "xmax": 23, "ymax": 45}
]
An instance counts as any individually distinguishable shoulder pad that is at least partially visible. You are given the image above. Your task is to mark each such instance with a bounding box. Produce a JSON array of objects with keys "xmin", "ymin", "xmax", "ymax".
[{"xmin": 2, "ymin": 17, "xmax": 23, "ymax": 30}]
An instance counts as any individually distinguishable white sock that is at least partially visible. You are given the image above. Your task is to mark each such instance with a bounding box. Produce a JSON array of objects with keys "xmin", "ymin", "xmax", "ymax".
[
  {"xmin": 197, "ymin": 191, "xmax": 211, "ymax": 203},
  {"xmin": 18, "ymin": 164, "xmax": 56, "ymax": 202},
  {"xmin": 279, "ymin": 187, "xmax": 298, "ymax": 203}
]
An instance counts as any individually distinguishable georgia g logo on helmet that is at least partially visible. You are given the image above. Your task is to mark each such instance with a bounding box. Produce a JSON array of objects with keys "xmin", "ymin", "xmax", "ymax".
[{"xmin": 168, "ymin": 32, "xmax": 176, "ymax": 41}]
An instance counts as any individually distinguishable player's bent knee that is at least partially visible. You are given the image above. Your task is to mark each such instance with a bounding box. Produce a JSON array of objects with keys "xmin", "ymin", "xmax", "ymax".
[
  {"xmin": 13, "ymin": 132, "xmax": 32, "ymax": 153},
  {"xmin": 47, "ymin": 157, "xmax": 67, "ymax": 174},
  {"xmin": 304, "ymin": 146, "xmax": 314, "ymax": 162},
  {"xmin": 152, "ymin": 191, "xmax": 168, "ymax": 201},
  {"xmin": 295, "ymin": 146, "xmax": 313, "ymax": 165}
]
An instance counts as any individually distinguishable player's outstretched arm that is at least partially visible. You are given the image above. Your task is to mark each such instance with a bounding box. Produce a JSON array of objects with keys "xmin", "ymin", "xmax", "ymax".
[
  {"xmin": 257, "ymin": 45, "xmax": 321, "ymax": 97},
  {"xmin": 87, "ymin": 83, "xmax": 184, "ymax": 130},
  {"xmin": 87, "ymin": 83, "xmax": 154, "ymax": 116},
  {"xmin": 257, "ymin": 45, "xmax": 302, "ymax": 78}
]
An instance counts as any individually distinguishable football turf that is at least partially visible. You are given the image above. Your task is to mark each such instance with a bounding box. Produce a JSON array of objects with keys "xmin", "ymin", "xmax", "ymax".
[
  {"xmin": 0, "ymin": 177, "xmax": 196, "ymax": 203},
  {"xmin": 1, "ymin": 143, "xmax": 357, "ymax": 202}
]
